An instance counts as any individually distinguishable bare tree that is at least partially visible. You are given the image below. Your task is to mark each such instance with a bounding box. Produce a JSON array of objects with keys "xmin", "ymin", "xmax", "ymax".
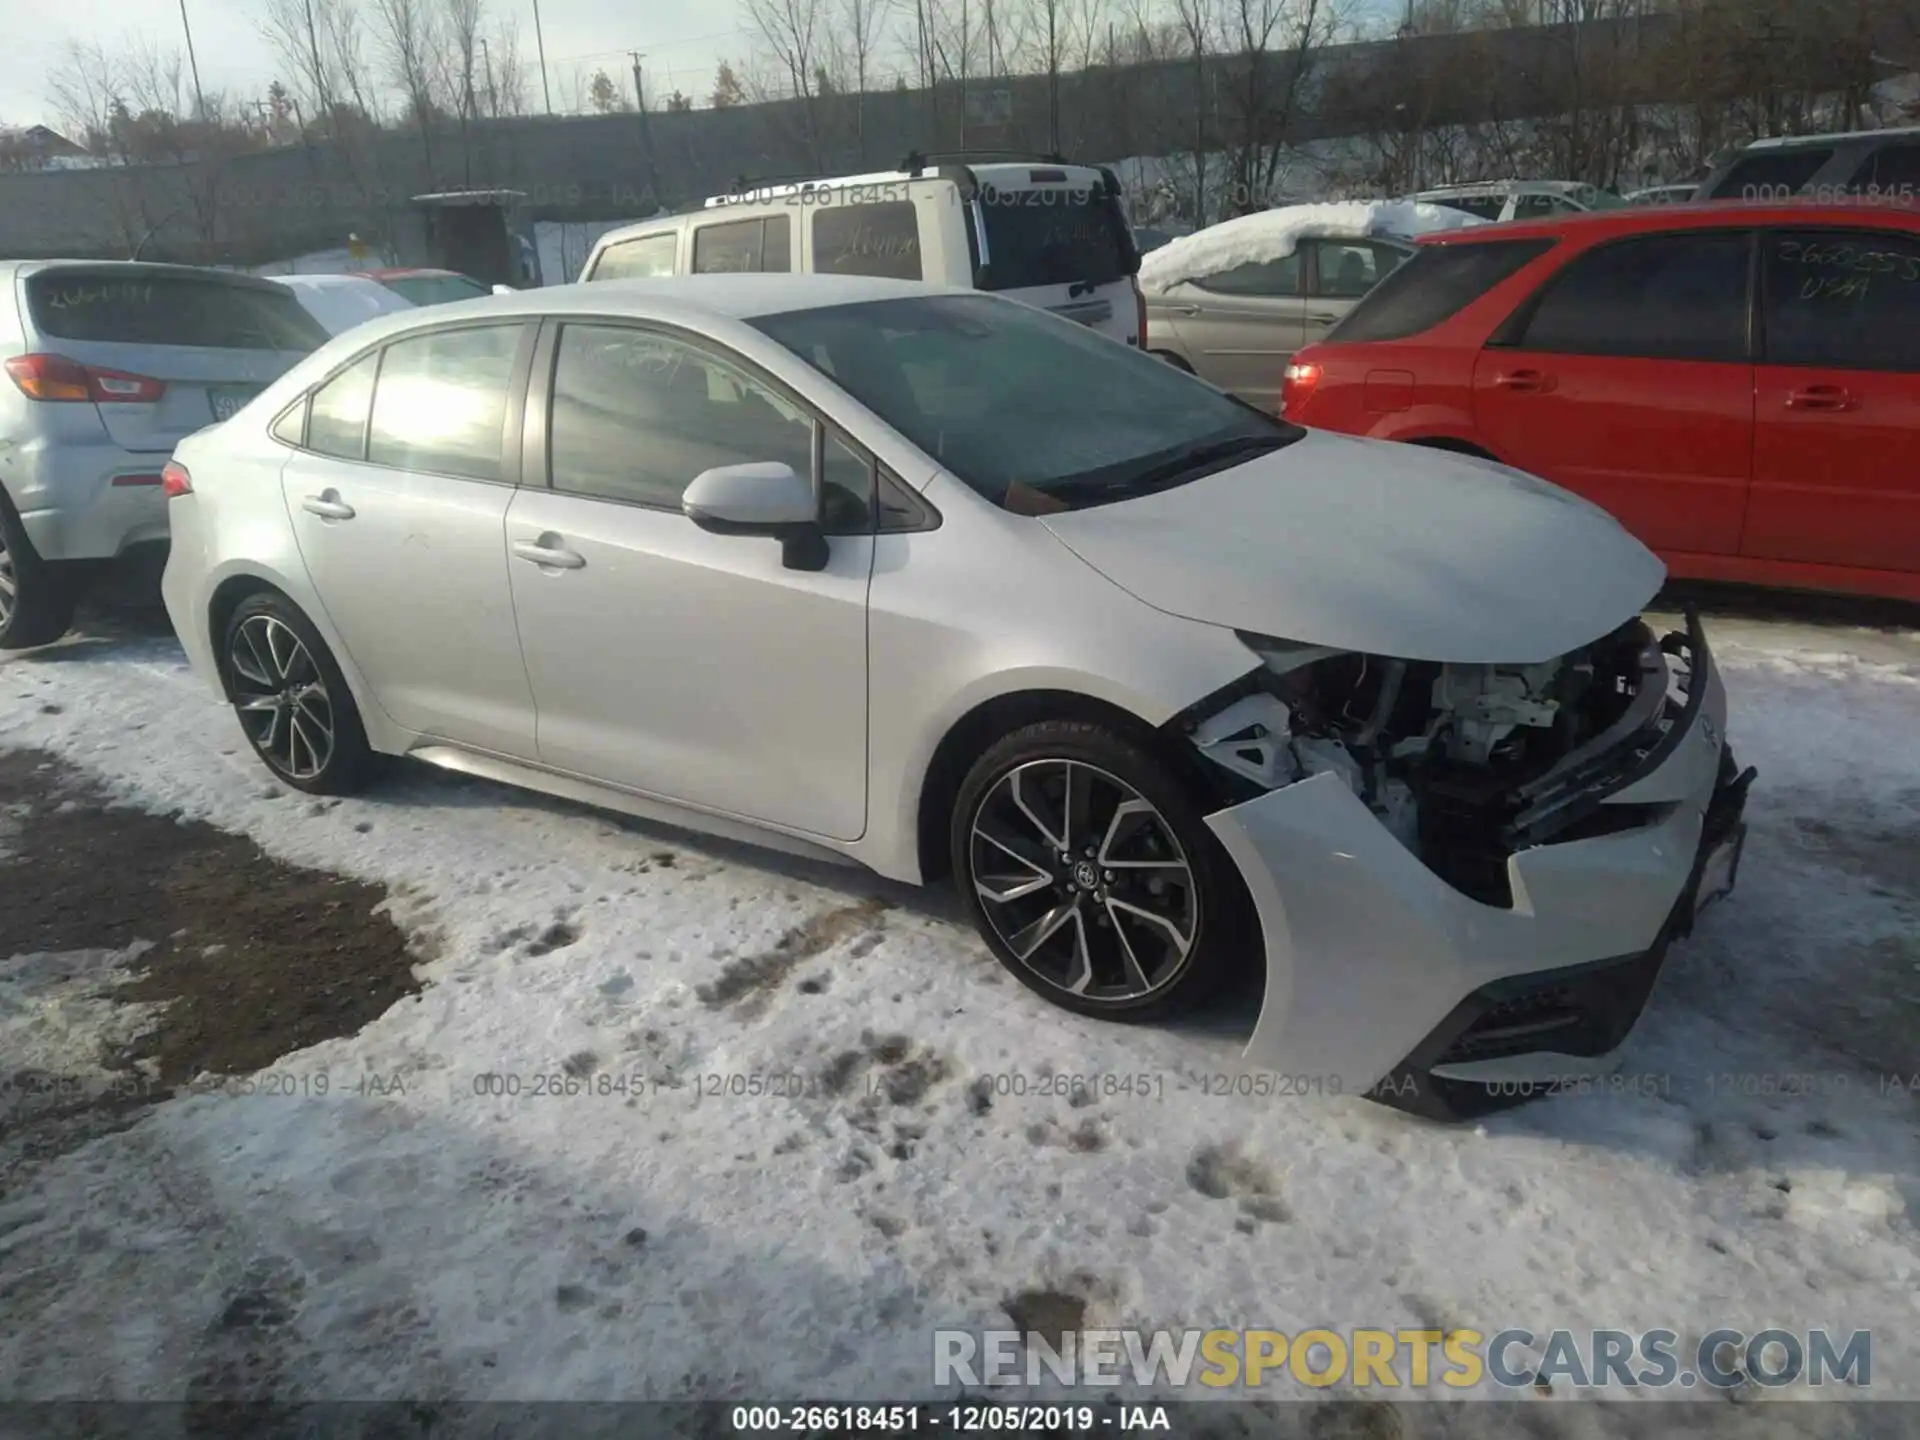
[
  {"xmin": 835, "ymin": 0, "xmax": 894, "ymax": 159},
  {"xmin": 742, "ymin": 0, "xmax": 828, "ymax": 164},
  {"xmin": 440, "ymin": 0, "xmax": 485, "ymax": 119},
  {"xmin": 372, "ymin": 0, "xmax": 445, "ymax": 178},
  {"xmin": 485, "ymin": 20, "xmax": 531, "ymax": 115}
]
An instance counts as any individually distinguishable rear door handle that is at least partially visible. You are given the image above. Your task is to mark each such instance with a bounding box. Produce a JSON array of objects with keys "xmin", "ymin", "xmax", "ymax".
[
  {"xmin": 1493, "ymin": 369, "xmax": 1556, "ymax": 394},
  {"xmin": 1307, "ymin": 312, "xmax": 1342, "ymax": 325},
  {"xmin": 1168, "ymin": 304, "xmax": 1202, "ymax": 316},
  {"xmin": 512, "ymin": 537, "xmax": 586, "ymax": 570},
  {"xmin": 301, "ymin": 492, "xmax": 355, "ymax": 520},
  {"xmin": 1785, "ymin": 385, "xmax": 1855, "ymax": 412}
]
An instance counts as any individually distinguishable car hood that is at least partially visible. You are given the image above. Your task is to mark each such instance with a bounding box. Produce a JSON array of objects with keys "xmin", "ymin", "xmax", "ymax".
[{"xmin": 1039, "ymin": 430, "xmax": 1665, "ymax": 665}]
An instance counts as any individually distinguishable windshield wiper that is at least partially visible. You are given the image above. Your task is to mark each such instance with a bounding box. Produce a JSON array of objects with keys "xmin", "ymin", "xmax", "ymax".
[{"xmin": 1070, "ymin": 432, "xmax": 1294, "ymax": 504}]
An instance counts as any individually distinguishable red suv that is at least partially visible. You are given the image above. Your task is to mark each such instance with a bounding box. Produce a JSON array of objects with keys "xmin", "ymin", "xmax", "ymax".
[{"xmin": 1282, "ymin": 203, "xmax": 1920, "ymax": 603}]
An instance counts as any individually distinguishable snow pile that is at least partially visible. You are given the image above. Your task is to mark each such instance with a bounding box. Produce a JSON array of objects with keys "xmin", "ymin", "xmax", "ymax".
[{"xmin": 1138, "ymin": 199, "xmax": 1490, "ymax": 293}]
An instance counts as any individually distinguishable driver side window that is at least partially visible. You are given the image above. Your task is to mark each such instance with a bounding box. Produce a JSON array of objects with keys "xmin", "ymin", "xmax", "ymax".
[{"xmin": 545, "ymin": 323, "xmax": 872, "ymax": 530}]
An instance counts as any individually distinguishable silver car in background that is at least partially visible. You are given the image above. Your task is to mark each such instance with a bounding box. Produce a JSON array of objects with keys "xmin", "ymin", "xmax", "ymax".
[
  {"xmin": 159, "ymin": 274, "xmax": 1751, "ymax": 1121},
  {"xmin": 1145, "ymin": 231, "xmax": 1414, "ymax": 408},
  {"xmin": 0, "ymin": 261, "xmax": 327, "ymax": 647}
]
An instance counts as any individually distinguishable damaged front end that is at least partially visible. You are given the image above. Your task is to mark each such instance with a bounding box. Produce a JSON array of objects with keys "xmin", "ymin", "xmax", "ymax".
[{"xmin": 1174, "ymin": 607, "xmax": 1754, "ymax": 1120}]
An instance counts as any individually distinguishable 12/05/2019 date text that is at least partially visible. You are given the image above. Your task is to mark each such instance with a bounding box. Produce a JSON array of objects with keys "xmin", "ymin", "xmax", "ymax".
[{"xmin": 727, "ymin": 1404, "xmax": 1165, "ymax": 1432}]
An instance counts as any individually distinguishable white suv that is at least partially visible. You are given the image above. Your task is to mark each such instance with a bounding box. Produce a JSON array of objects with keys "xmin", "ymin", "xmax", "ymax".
[
  {"xmin": 1412, "ymin": 179, "xmax": 1626, "ymax": 222},
  {"xmin": 0, "ymin": 261, "xmax": 326, "ymax": 647},
  {"xmin": 581, "ymin": 151, "xmax": 1148, "ymax": 349}
]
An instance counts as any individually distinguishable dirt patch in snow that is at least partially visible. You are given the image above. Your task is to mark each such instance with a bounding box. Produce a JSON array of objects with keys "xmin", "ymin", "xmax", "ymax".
[{"xmin": 0, "ymin": 748, "xmax": 421, "ymax": 1193}]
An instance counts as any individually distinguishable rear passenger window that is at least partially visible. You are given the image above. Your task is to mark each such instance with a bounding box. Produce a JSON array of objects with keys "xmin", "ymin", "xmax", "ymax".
[
  {"xmin": 692, "ymin": 216, "xmax": 792, "ymax": 274},
  {"xmin": 1849, "ymin": 144, "xmax": 1920, "ymax": 193},
  {"xmin": 1513, "ymin": 232, "xmax": 1751, "ymax": 363},
  {"xmin": 1763, "ymin": 230, "xmax": 1920, "ymax": 372},
  {"xmin": 1513, "ymin": 193, "xmax": 1579, "ymax": 219},
  {"xmin": 812, "ymin": 202, "xmax": 922, "ymax": 280},
  {"xmin": 591, "ymin": 232, "xmax": 677, "ymax": 280},
  {"xmin": 305, "ymin": 353, "xmax": 379, "ymax": 460},
  {"xmin": 366, "ymin": 325, "xmax": 524, "ymax": 481},
  {"xmin": 1308, "ymin": 241, "xmax": 1389, "ymax": 298},
  {"xmin": 1331, "ymin": 238, "xmax": 1554, "ymax": 343},
  {"xmin": 1709, "ymin": 149, "xmax": 1833, "ymax": 199},
  {"xmin": 1437, "ymin": 196, "xmax": 1506, "ymax": 221}
]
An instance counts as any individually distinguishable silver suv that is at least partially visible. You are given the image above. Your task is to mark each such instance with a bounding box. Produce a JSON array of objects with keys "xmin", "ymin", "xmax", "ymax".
[{"xmin": 0, "ymin": 261, "xmax": 327, "ymax": 647}]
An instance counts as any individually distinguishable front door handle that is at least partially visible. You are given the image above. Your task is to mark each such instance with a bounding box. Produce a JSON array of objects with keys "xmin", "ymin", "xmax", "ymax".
[
  {"xmin": 512, "ymin": 536, "xmax": 586, "ymax": 570},
  {"xmin": 1785, "ymin": 384, "xmax": 1856, "ymax": 412},
  {"xmin": 301, "ymin": 492, "xmax": 355, "ymax": 520},
  {"xmin": 1306, "ymin": 311, "xmax": 1342, "ymax": 325},
  {"xmin": 1492, "ymin": 368, "xmax": 1556, "ymax": 394}
]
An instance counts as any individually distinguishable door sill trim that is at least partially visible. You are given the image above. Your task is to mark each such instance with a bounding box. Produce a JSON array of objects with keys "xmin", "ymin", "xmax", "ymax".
[{"xmin": 405, "ymin": 743, "xmax": 861, "ymax": 868}]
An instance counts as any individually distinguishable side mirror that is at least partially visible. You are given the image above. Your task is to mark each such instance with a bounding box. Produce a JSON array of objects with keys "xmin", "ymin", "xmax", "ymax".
[
  {"xmin": 682, "ymin": 461, "xmax": 827, "ymax": 571},
  {"xmin": 491, "ymin": 283, "xmax": 517, "ymax": 295}
]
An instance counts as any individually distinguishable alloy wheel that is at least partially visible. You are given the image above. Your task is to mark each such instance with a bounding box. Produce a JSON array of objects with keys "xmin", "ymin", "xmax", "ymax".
[
  {"xmin": 969, "ymin": 759, "xmax": 1199, "ymax": 1002},
  {"xmin": 0, "ymin": 533, "xmax": 14, "ymax": 630},
  {"xmin": 229, "ymin": 614, "xmax": 335, "ymax": 780}
]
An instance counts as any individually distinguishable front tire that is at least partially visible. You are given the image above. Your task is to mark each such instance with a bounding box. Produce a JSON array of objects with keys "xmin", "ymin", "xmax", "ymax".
[
  {"xmin": 0, "ymin": 491, "xmax": 78, "ymax": 650},
  {"xmin": 951, "ymin": 720, "xmax": 1244, "ymax": 1020},
  {"xmin": 222, "ymin": 592, "xmax": 377, "ymax": 795}
]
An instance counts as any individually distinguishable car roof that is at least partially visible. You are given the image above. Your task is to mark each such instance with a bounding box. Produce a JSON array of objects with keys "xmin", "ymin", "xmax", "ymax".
[
  {"xmin": 362, "ymin": 267, "xmax": 464, "ymax": 279},
  {"xmin": 1414, "ymin": 198, "xmax": 1920, "ymax": 245},
  {"xmin": 272, "ymin": 272, "xmax": 388, "ymax": 289},
  {"xmin": 1416, "ymin": 179, "xmax": 1589, "ymax": 196},
  {"xmin": 0, "ymin": 258, "xmax": 292, "ymax": 292},
  {"xmin": 325, "ymin": 273, "xmax": 959, "ymax": 343},
  {"xmin": 1743, "ymin": 124, "xmax": 1920, "ymax": 150}
]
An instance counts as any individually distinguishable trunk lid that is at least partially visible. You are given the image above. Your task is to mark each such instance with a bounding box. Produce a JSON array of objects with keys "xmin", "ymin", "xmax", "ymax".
[{"xmin": 21, "ymin": 265, "xmax": 327, "ymax": 452}]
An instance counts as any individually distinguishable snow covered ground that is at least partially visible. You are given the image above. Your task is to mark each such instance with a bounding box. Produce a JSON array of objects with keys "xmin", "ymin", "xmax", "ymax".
[{"xmin": 0, "ymin": 599, "xmax": 1915, "ymax": 1412}]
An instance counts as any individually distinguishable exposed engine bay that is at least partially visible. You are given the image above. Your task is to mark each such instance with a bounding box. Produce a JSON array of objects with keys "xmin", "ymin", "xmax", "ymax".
[{"xmin": 1183, "ymin": 618, "xmax": 1690, "ymax": 907}]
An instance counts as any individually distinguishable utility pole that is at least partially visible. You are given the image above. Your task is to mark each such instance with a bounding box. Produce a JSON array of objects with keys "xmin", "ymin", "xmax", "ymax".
[
  {"xmin": 178, "ymin": 0, "xmax": 209, "ymax": 122},
  {"xmin": 531, "ymin": 0, "xmax": 554, "ymax": 114},
  {"xmin": 630, "ymin": 49, "xmax": 660, "ymax": 208}
]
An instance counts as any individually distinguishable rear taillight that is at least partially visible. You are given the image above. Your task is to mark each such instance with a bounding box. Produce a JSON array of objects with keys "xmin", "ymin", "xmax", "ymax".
[
  {"xmin": 1281, "ymin": 362, "xmax": 1322, "ymax": 419},
  {"xmin": 3, "ymin": 353, "xmax": 166, "ymax": 404},
  {"xmin": 161, "ymin": 461, "xmax": 193, "ymax": 499},
  {"xmin": 1134, "ymin": 280, "xmax": 1148, "ymax": 349}
]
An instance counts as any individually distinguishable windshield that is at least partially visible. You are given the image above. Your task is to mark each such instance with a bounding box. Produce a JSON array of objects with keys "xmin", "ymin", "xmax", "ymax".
[
  {"xmin": 378, "ymin": 274, "xmax": 491, "ymax": 305},
  {"xmin": 1573, "ymin": 185, "xmax": 1627, "ymax": 210},
  {"xmin": 973, "ymin": 184, "xmax": 1133, "ymax": 291},
  {"xmin": 751, "ymin": 294, "xmax": 1301, "ymax": 513},
  {"xmin": 26, "ymin": 270, "xmax": 329, "ymax": 351}
]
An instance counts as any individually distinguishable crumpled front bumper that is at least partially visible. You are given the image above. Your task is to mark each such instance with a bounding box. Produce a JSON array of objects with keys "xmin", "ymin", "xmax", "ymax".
[{"xmin": 1205, "ymin": 611, "xmax": 1752, "ymax": 1120}]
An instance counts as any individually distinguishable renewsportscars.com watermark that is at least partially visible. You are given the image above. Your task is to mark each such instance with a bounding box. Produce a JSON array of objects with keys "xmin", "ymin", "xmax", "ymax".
[{"xmin": 933, "ymin": 1327, "xmax": 1872, "ymax": 1392}]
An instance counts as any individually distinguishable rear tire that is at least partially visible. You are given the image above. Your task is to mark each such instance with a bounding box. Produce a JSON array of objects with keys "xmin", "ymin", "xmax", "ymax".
[
  {"xmin": 0, "ymin": 491, "xmax": 79, "ymax": 650},
  {"xmin": 951, "ymin": 720, "xmax": 1246, "ymax": 1021},
  {"xmin": 222, "ymin": 592, "xmax": 378, "ymax": 795}
]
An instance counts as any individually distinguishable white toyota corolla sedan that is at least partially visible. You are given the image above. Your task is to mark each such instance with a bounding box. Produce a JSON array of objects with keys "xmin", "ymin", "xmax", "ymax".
[{"xmin": 160, "ymin": 274, "xmax": 1753, "ymax": 1120}]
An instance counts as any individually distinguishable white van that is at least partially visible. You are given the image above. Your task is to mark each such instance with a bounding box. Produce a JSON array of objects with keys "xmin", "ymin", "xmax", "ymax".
[{"xmin": 580, "ymin": 151, "xmax": 1147, "ymax": 348}]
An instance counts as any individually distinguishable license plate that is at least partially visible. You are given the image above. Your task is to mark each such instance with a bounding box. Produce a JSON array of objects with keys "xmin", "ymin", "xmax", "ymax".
[
  {"xmin": 209, "ymin": 386, "xmax": 260, "ymax": 421},
  {"xmin": 1692, "ymin": 822, "xmax": 1746, "ymax": 920}
]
